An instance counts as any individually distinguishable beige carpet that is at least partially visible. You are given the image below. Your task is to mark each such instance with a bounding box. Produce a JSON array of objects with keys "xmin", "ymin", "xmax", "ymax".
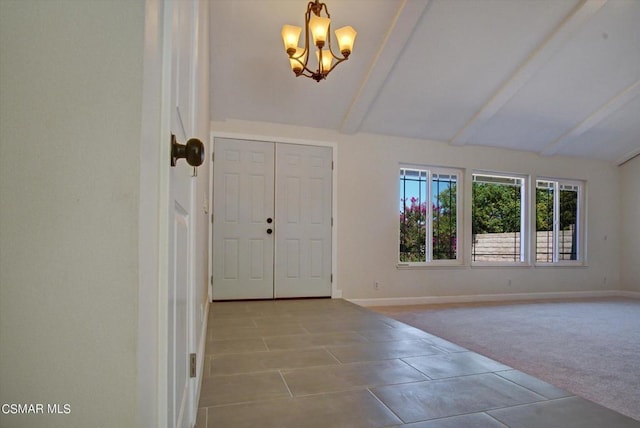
[{"xmin": 373, "ymin": 297, "xmax": 640, "ymax": 421}]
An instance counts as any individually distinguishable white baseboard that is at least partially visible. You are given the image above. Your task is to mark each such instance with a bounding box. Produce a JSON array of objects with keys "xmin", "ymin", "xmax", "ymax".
[
  {"xmin": 348, "ymin": 290, "xmax": 638, "ymax": 307},
  {"xmin": 618, "ymin": 290, "xmax": 640, "ymax": 299}
]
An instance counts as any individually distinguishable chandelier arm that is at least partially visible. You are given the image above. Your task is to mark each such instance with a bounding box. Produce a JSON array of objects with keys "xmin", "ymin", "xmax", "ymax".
[
  {"xmin": 297, "ymin": 68, "xmax": 325, "ymax": 82},
  {"xmin": 319, "ymin": 27, "xmax": 348, "ymax": 76},
  {"xmin": 325, "ymin": 31, "xmax": 344, "ymax": 61},
  {"xmin": 291, "ymin": 54, "xmax": 318, "ymax": 78},
  {"xmin": 310, "ymin": 0, "xmax": 328, "ymax": 18},
  {"xmin": 300, "ymin": 6, "xmax": 312, "ymax": 71},
  {"xmin": 321, "ymin": 1, "xmax": 330, "ymax": 18}
]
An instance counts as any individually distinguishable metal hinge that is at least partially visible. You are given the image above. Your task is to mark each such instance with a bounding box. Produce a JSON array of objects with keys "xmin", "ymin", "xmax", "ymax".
[
  {"xmin": 190, "ymin": 353, "xmax": 196, "ymax": 378},
  {"xmin": 330, "ymin": 274, "xmax": 333, "ymax": 283},
  {"xmin": 331, "ymin": 217, "xmax": 334, "ymax": 227},
  {"xmin": 210, "ymin": 276, "xmax": 213, "ymax": 286},
  {"xmin": 211, "ymin": 152, "xmax": 215, "ymax": 162},
  {"xmin": 331, "ymin": 161, "xmax": 334, "ymax": 170},
  {"xmin": 211, "ymin": 213, "xmax": 214, "ymax": 223}
]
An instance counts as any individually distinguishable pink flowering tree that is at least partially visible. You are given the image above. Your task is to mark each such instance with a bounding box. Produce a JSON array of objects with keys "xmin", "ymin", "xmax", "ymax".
[
  {"xmin": 400, "ymin": 197, "xmax": 426, "ymax": 262},
  {"xmin": 400, "ymin": 187, "xmax": 457, "ymax": 262}
]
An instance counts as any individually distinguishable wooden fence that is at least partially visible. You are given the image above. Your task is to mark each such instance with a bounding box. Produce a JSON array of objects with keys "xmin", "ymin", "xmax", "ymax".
[{"xmin": 472, "ymin": 227, "xmax": 576, "ymax": 262}]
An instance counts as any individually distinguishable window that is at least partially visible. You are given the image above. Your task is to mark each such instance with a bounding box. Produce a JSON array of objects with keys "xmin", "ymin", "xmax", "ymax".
[
  {"xmin": 536, "ymin": 179, "xmax": 582, "ymax": 263},
  {"xmin": 472, "ymin": 173, "xmax": 526, "ymax": 263},
  {"xmin": 399, "ymin": 166, "xmax": 460, "ymax": 264}
]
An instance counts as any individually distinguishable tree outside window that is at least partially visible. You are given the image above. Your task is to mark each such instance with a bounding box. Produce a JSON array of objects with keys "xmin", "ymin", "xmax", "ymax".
[
  {"xmin": 471, "ymin": 174, "xmax": 525, "ymax": 263},
  {"xmin": 536, "ymin": 179, "xmax": 580, "ymax": 263},
  {"xmin": 399, "ymin": 167, "xmax": 459, "ymax": 263}
]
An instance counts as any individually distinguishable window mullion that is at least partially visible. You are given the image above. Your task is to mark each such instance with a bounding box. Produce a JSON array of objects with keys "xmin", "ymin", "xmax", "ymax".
[
  {"xmin": 426, "ymin": 171, "xmax": 433, "ymax": 262},
  {"xmin": 553, "ymin": 181, "xmax": 560, "ymax": 263},
  {"xmin": 519, "ymin": 181, "xmax": 524, "ymax": 262}
]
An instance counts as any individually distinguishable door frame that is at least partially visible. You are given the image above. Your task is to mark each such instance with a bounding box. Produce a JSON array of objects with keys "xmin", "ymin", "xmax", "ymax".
[
  {"xmin": 138, "ymin": 1, "xmax": 170, "ymax": 426},
  {"xmin": 209, "ymin": 132, "xmax": 341, "ymax": 299}
]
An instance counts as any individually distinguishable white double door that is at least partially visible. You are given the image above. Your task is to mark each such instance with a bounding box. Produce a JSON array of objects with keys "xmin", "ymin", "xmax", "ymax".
[{"xmin": 212, "ymin": 138, "xmax": 332, "ymax": 300}]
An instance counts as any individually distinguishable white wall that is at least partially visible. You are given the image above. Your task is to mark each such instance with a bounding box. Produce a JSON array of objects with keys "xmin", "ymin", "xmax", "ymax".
[
  {"xmin": 0, "ymin": 2, "xmax": 143, "ymax": 427},
  {"xmin": 620, "ymin": 154, "xmax": 640, "ymax": 292},
  {"xmin": 337, "ymin": 133, "xmax": 620, "ymax": 301},
  {"xmin": 212, "ymin": 120, "xmax": 622, "ymax": 302}
]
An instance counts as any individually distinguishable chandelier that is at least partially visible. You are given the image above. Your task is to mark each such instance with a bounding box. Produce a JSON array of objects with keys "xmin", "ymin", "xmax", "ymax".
[{"xmin": 281, "ymin": 0, "xmax": 357, "ymax": 82}]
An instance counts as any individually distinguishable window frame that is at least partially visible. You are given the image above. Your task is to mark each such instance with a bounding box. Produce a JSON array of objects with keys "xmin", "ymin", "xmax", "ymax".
[
  {"xmin": 398, "ymin": 164, "xmax": 463, "ymax": 267},
  {"xmin": 535, "ymin": 177, "xmax": 585, "ymax": 266},
  {"xmin": 471, "ymin": 171, "xmax": 529, "ymax": 266}
]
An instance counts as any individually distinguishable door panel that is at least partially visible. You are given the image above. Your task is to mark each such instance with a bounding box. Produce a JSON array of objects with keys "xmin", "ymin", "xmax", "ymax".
[
  {"xmin": 212, "ymin": 138, "xmax": 275, "ymax": 300},
  {"xmin": 212, "ymin": 140, "xmax": 332, "ymax": 300},
  {"xmin": 168, "ymin": 203, "xmax": 190, "ymax": 428},
  {"xmin": 168, "ymin": 160, "xmax": 193, "ymax": 428},
  {"xmin": 275, "ymin": 144, "xmax": 332, "ymax": 298}
]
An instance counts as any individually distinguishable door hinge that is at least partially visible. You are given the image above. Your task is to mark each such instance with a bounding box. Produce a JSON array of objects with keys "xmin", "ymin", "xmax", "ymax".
[
  {"xmin": 190, "ymin": 353, "xmax": 197, "ymax": 378},
  {"xmin": 211, "ymin": 152, "xmax": 215, "ymax": 162},
  {"xmin": 331, "ymin": 217, "xmax": 334, "ymax": 227},
  {"xmin": 211, "ymin": 213, "xmax": 214, "ymax": 223},
  {"xmin": 331, "ymin": 161, "xmax": 334, "ymax": 170},
  {"xmin": 210, "ymin": 275, "xmax": 213, "ymax": 285},
  {"xmin": 330, "ymin": 274, "xmax": 333, "ymax": 283}
]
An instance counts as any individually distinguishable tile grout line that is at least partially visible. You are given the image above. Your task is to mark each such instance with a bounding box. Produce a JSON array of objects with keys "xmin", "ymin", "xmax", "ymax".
[
  {"xmin": 396, "ymin": 357, "xmax": 434, "ymax": 381},
  {"xmin": 492, "ymin": 370, "xmax": 574, "ymax": 401},
  {"xmin": 482, "ymin": 410, "xmax": 511, "ymax": 427},
  {"xmin": 365, "ymin": 387, "xmax": 406, "ymax": 425},
  {"xmin": 322, "ymin": 345, "xmax": 346, "ymax": 365},
  {"xmin": 278, "ymin": 370, "xmax": 294, "ymax": 398}
]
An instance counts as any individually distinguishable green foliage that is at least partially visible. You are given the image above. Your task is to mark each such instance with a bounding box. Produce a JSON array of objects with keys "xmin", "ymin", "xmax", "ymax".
[
  {"xmin": 536, "ymin": 188, "xmax": 553, "ymax": 232},
  {"xmin": 472, "ymin": 183, "xmax": 521, "ymax": 234},
  {"xmin": 559, "ymin": 190, "xmax": 577, "ymax": 230},
  {"xmin": 471, "ymin": 183, "xmax": 577, "ymax": 235},
  {"xmin": 399, "ymin": 197, "xmax": 425, "ymax": 262},
  {"xmin": 401, "ymin": 180, "xmax": 577, "ymax": 261},
  {"xmin": 432, "ymin": 185, "xmax": 457, "ymax": 260},
  {"xmin": 399, "ymin": 185, "xmax": 457, "ymax": 262},
  {"xmin": 536, "ymin": 187, "xmax": 578, "ymax": 232}
]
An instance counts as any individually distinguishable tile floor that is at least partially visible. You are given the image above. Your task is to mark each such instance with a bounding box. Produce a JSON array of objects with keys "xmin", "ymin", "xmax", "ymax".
[{"xmin": 196, "ymin": 299, "xmax": 639, "ymax": 427}]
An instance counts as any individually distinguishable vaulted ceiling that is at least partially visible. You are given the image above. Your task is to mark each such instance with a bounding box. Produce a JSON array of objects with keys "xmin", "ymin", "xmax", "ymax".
[{"xmin": 210, "ymin": 0, "xmax": 640, "ymax": 164}]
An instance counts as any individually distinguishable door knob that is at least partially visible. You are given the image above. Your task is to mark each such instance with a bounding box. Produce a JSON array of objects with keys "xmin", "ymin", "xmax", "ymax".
[
  {"xmin": 267, "ymin": 228, "xmax": 273, "ymax": 234},
  {"xmin": 267, "ymin": 218, "xmax": 273, "ymax": 224},
  {"xmin": 171, "ymin": 134, "xmax": 205, "ymax": 167}
]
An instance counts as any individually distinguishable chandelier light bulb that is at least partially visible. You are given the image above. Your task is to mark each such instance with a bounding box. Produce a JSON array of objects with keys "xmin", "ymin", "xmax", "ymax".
[
  {"xmin": 309, "ymin": 15, "xmax": 330, "ymax": 48},
  {"xmin": 281, "ymin": 25, "xmax": 302, "ymax": 55},
  {"xmin": 335, "ymin": 26, "xmax": 357, "ymax": 56},
  {"xmin": 289, "ymin": 48, "xmax": 307, "ymax": 74},
  {"xmin": 316, "ymin": 49, "xmax": 333, "ymax": 74}
]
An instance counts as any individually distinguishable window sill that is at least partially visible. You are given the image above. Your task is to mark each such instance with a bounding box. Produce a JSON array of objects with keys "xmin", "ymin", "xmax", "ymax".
[
  {"xmin": 397, "ymin": 262, "xmax": 466, "ymax": 270},
  {"xmin": 534, "ymin": 262, "xmax": 588, "ymax": 268},
  {"xmin": 470, "ymin": 262, "xmax": 531, "ymax": 268}
]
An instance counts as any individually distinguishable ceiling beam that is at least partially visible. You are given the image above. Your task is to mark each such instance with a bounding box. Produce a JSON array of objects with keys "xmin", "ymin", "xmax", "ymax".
[
  {"xmin": 616, "ymin": 147, "xmax": 640, "ymax": 166},
  {"xmin": 541, "ymin": 80, "xmax": 640, "ymax": 157},
  {"xmin": 340, "ymin": 0, "xmax": 431, "ymax": 134},
  {"xmin": 449, "ymin": 0, "xmax": 608, "ymax": 146}
]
